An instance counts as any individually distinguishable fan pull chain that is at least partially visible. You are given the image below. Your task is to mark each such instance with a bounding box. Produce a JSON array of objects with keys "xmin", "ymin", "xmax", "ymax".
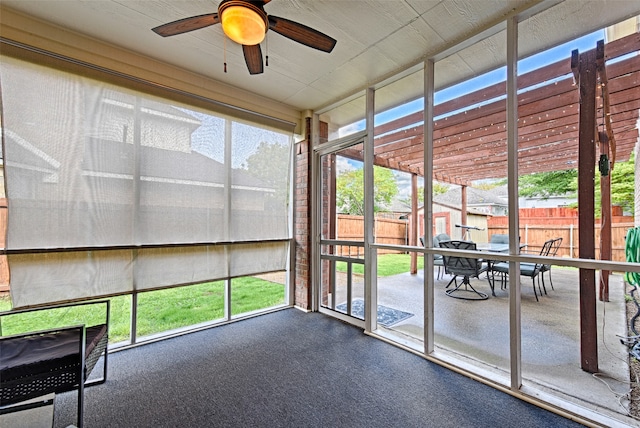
[
  {"xmin": 223, "ymin": 34, "xmax": 227, "ymax": 73},
  {"xmin": 265, "ymin": 33, "xmax": 269, "ymax": 67}
]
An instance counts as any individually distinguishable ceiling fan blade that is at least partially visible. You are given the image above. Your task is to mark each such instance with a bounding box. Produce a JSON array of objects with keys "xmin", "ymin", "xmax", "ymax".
[
  {"xmin": 268, "ymin": 16, "xmax": 336, "ymax": 53},
  {"xmin": 152, "ymin": 13, "xmax": 220, "ymax": 37},
  {"xmin": 243, "ymin": 44, "xmax": 264, "ymax": 75}
]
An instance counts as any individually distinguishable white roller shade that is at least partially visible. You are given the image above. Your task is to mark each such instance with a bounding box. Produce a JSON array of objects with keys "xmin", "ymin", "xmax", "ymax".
[{"xmin": 1, "ymin": 55, "xmax": 292, "ymax": 308}]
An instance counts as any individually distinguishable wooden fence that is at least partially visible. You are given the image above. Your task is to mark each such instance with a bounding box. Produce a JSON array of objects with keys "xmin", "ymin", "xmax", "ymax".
[
  {"xmin": 335, "ymin": 214, "xmax": 407, "ymax": 256},
  {"xmin": 487, "ymin": 223, "xmax": 633, "ymax": 261},
  {"xmin": 336, "ymin": 208, "xmax": 635, "ymax": 262},
  {"xmin": 488, "ymin": 207, "xmax": 634, "ymax": 261}
]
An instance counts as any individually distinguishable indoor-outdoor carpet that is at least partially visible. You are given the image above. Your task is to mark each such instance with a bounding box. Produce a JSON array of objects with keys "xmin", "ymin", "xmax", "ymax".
[
  {"xmin": 52, "ymin": 309, "xmax": 584, "ymax": 428},
  {"xmin": 335, "ymin": 299, "xmax": 413, "ymax": 327}
]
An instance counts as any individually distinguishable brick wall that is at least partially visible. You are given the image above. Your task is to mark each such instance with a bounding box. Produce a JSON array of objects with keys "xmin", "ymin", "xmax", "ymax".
[
  {"xmin": 293, "ymin": 119, "xmax": 328, "ymax": 310},
  {"xmin": 294, "ymin": 117, "xmax": 312, "ymax": 309}
]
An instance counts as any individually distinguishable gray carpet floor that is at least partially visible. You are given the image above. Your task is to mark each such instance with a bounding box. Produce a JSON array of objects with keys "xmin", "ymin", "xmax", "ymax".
[{"xmin": 52, "ymin": 308, "xmax": 584, "ymax": 427}]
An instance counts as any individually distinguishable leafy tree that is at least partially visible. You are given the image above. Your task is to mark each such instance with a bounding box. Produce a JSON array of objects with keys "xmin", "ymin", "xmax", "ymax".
[
  {"xmin": 433, "ymin": 182, "xmax": 449, "ymax": 196},
  {"xmin": 518, "ymin": 170, "xmax": 577, "ymax": 199},
  {"xmin": 517, "ymin": 154, "xmax": 634, "ymax": 215},
  {"xmin": 475, "ymin": 180, "xmax": 504, "ymax": 191},
  {"xmin": 244, "ymin": 141, "xmax": 291, "ymax": 205},
  {"xmin": 336, "ymin": 166, "xmax": 398, "ymax": 215},
  {"xmin": 594, "ymin": 153, "xmax": 635, "ymax": 214}
]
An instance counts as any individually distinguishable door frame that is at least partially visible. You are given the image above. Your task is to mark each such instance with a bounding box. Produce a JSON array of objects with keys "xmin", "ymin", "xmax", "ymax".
[{"xmin": 312, "ymin": 129, "xmax": 368, "ymax": 328}]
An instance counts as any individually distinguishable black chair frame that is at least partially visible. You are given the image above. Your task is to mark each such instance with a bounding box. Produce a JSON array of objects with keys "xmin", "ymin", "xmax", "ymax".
[
  {"xmin": 492, "ymin": 239, "xmax": 555, "ymax": 301},
  {"xmin": 440, "ymin": 240, "xmax": 493, "ymax": 300}
]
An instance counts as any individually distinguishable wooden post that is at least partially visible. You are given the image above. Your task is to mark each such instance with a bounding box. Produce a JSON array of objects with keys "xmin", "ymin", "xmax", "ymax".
[
  {"xmin": 410, "ymin": 173, "xmax": 418, "ymax": 274},
  {"xmin": 573, "ymin": 47, "xmax": 599, "ymax": 373},
  {"xmin": 596, "ymin": 39, "xmax": 612, "ymax": 303}
]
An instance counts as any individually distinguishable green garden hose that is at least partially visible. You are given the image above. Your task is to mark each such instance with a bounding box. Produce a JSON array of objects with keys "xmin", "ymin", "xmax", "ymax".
[
  {"xmin": 625, "ymin": 228, "xmax": 640, "ymax": 339},
  {"xmin": 625, "ymin": 227, "xmax": 640, "ymax": 286}
]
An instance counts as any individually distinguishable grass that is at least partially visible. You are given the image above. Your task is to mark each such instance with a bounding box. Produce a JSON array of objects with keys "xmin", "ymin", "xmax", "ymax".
[
  {"xmin": 335, "ymin": 253, "xmax": 424, "ymax": 277},
  {"xmin": 0, "ymin": 276, "xmax": 285, "ymax": 343}
]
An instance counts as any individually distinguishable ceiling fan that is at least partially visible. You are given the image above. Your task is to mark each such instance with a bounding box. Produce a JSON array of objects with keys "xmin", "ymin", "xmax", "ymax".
[{"xmin": 152, "ymin": 0, "xmax": 337, "ymax": 75}]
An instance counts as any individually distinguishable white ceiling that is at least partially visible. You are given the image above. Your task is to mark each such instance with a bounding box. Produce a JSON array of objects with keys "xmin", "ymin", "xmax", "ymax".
[{"xmin": 2, "ymin": 0, "xmax": 640, "ymax": 123}]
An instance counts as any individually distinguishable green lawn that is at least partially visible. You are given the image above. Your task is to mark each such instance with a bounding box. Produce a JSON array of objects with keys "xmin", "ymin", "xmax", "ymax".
[
  {"xmin": 336, "ymin": 253, "xmax": 424, "ymax": 276},
  {"xmin": 0, "ymin": 277, "xmax": 285, "ymax": 343}
]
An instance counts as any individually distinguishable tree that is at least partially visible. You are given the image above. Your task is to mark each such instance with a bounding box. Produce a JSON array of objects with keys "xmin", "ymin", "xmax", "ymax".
[
  {"xmin": 475, "ymin": 180, "xmax": 504, "ymax": 191},
  {"xmin": 336, "ymin": 166, "xmax": 398, "ymax": 215},
  {"xmin": 594, "ymin": 153, "xmax": 635, "ymax": 214},
  {"xmin": 516, "ymin": 154, "xmax": 635, "ymax": 215},
  {"xmin": 244, "ymin": 141, "xmax": 291, "ymax": 205},
  {"xmin": 518, "ymin": 170, "xmax": 577, "ymax": 199}
]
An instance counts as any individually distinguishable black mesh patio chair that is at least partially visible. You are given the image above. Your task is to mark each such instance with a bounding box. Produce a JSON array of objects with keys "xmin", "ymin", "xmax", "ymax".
[
  {"xmin": 491, "ymin": 238, "xmax": 555, "ymax": 301},
  {"xmin": 439, "ymin": 240, "xmax": 492, "ymax": 300}
]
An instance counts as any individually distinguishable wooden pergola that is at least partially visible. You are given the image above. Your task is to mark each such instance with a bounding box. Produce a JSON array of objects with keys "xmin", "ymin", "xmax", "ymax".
[{"xmin": 340, "ymin": 32, "xmax": 639, "ymax": 186}]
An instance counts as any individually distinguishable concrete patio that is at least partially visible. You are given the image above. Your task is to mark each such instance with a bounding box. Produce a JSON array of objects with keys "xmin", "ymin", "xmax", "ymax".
[{"xmin": 331, "ymin": 266, "xmax": 634, "ymax": 423}]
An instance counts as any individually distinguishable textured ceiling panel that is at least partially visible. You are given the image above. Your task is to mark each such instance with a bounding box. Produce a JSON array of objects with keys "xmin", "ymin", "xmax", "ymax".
[{"xmin": 518, "ymin": 0, "xmax": 640, "ymax": 59}]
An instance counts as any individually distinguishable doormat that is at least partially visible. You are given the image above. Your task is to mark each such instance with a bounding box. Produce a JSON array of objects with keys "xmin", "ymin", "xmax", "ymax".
[{"xmin": 335, "ymin": 299, "xmax": 414, "ymax": 327}]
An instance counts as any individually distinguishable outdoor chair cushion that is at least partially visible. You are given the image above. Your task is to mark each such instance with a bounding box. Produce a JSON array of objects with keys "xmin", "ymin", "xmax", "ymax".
[{"xmin": 1, "ymin": 324, "xmax": 107, "ymax": 406}]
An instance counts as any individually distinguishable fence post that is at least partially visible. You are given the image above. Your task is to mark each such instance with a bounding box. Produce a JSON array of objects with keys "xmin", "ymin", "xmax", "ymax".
[{"xmin": 570, "ymin": 223, "xmax": 574, "ymax": 258}]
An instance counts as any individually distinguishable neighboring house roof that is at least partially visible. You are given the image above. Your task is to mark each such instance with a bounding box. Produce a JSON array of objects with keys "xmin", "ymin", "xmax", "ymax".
[
  {"xmin": 103, "ymin": 93, "xmax": 202, "ymax": 128},
  {"xmin": 5, "ymin": 129, "xmax": 272, "ymax": 192},
  {"xmin": 431, "ymin": 200, "xmax": 489, "ymax": 217},
  {"xmin": 434, "ymin": 186, "xmax": 507, "ymax": 208},
  {"xmin": 492, "ymin": 184, "xmax": 508, "ymax": 200},
  {"xmin": 83, "ymin": 138, "xmax": 271, "ymax": 191},
  {"xmin": 384, "ymin": 198, "xmax": 412, "ymax": 214},
  {"xmin": 4, "ymin": 129, "xmax": 60, "ymax": 174}
]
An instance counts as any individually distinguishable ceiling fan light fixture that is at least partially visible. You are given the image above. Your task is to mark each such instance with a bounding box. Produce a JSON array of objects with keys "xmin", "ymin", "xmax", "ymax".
[{"xmin": 219, "ymin": 1, "xmax": 267, "ymax": 46}]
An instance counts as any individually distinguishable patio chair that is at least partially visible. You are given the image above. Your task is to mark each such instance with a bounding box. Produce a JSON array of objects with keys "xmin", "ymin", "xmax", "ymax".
[
  {"xmin": 439, "ymin": 240, "xmax": 492, "ymax": 300},
  {"xmin": 420, "ymin": 234, "xmax": 450, "ymax": 280},
  {"xmin": 491, "ymin": 238, "xmax": 555, "ymax": 301},
  {"xmin": 541, "ymin": 237, "xmax": 562, "ymax": 291},
  {"xmin": 490, "ymin": 233, "xmax": 509, "ymax": 245}
]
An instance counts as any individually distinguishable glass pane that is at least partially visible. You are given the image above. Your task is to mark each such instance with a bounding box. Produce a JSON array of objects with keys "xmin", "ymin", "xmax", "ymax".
[
  {"xmin": 136, "ymin": 281, "xmax": 225, "ymax": 339},
  {"xmin": 517, "ymin": 6, "xmax": 639, "ymax": 418},
  {"xmin": 432, "ymin": 27, "xmax": 510, "ymax": 375},
  {"xmin": 372, "ymin": 67, "xmax": 424, "ymax": 340},
  {"xmin": 0, "ymin": 296, "xmax": 129, "ymax": 346},
  {"xmin": 231, "ymin": 273, "xmax": 286, "ymax": 316},
  {"xmin": 231, "ymin": 122, "xmax": 291, "ymax": 241}
]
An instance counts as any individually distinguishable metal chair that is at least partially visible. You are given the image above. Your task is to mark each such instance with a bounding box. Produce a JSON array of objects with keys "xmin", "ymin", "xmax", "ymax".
[
  {"xmin": 421, "ymin": 234, "xmax": 450, "ymax": 280},
  {"xmin": 491, "ymin": 238, "xmax": 555, "ymax": 301},
  {"xmin": 541, "ymin": 237, "xmax": 562, "ymax": 291},
  {"xmin": 439, "ymin": 240, "xmax": 492, "ymax": 300},
  {"xmin": 490, "ymin": 234, "xmax": 509, "ymax": 245}
]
